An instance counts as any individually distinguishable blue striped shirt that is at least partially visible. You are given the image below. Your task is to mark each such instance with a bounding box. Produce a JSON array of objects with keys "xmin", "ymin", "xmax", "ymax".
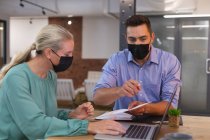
[{"xmin": 94, "ymin": 46, "xmax": 181, "ymax": 110}]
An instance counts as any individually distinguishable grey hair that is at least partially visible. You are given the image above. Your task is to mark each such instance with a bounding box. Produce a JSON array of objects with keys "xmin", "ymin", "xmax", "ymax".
[{"xmin": 0, "ymin": 24, "xmax": 73, "ymax": 80}]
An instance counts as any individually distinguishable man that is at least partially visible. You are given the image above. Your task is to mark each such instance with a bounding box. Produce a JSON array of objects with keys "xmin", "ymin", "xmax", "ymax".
[{"xmin": 93, "ymin": 15, "xmax": 181, "ymax": 116}]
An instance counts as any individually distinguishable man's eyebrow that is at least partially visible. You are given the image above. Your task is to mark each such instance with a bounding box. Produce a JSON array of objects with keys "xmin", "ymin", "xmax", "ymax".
[
  {"xmin": 128, "ymin": 35, "xmax": 147, "ymax": 39},
  {"xmin": 139, "ymin": 35, "xmax": 147, "ymax": 39}
]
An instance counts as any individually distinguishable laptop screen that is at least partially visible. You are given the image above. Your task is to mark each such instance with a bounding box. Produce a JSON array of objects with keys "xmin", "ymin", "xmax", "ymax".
[{"xmin": 155, "ymin": 84, "xmax": 179, "ymax": 134}]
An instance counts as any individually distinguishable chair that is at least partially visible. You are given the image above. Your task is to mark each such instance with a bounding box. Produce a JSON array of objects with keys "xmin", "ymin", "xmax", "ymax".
[
  {"xmin": 84, "ymin": 71, "xmax": 102, "ymax": 101},
  {"xmin": 56, "ymin": 79, "xmax": 76, "ymax": 107}
]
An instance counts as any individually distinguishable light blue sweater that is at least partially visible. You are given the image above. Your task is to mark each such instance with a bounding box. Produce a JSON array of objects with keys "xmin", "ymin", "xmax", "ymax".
[{"xmin": 0, "ymin": 63, "xmax": 88, "ymax": 140}]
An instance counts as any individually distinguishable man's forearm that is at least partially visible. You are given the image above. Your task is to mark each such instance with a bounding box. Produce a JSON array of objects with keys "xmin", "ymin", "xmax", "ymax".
[
  {"xmin": 145, "ymin": 101, "xmax": 174, "ymax": 115},
  {"xmin": 93, "ymin": 88, "xmax": 121, "ymax": 106}
]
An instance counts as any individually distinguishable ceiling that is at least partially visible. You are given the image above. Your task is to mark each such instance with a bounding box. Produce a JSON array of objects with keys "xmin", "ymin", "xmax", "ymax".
[{"xmin": 0, "ymin": 0, "xmax": 197, "ymax": 19}]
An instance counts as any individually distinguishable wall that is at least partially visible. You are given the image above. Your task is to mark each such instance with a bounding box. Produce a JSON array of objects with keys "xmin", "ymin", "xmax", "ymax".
[
  {"xmin": 49, "ymin": 17, "xmax": 107, "ymax": 89},
  {"xmin": 194, "ymin": 0, "xmax": 210, "ymax": 14},
  {"xmin": 10, "ymin": 18, "xmax": 48, "ymax": 57},
  {"xmin": 82, "ymin": 16, "xmax": 119, "ymax": 59}
]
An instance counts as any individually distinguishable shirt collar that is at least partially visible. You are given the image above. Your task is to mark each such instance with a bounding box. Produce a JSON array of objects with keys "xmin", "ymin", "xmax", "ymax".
[{"xmin": 127, "ymin": 45, "xmax": 159, "ymax": 64}]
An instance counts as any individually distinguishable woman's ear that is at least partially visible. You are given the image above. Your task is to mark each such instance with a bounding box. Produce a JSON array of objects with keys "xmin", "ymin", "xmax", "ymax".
[{"xmin": 43, "ymin": 48, "xmax": 52, "ymax": 59}]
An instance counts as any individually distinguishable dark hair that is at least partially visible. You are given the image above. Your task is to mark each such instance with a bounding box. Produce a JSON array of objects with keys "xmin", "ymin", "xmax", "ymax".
[{"xmin": 125, "ymin": 15, "xmax": 152, "ymax": 34}]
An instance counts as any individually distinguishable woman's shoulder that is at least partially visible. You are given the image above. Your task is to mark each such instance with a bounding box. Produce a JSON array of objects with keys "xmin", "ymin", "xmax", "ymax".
[
  {"xmin": 4, "ymin": 63, "xmax": 57, "ymax": 82},
  {"xmin": 6, "ymin": 63, "xmax": 28, "ymax": 77},
  {"xmin": 1, "ymin": 63, "xmax": 29, "ymax": 87}
]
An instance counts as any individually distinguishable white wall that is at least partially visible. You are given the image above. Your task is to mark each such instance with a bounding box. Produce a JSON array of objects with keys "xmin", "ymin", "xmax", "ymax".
[
  {"xmin": 10, "ymin": 18, "xmax": 48, "ymax": 57},
  {"xmin": 82, "ymin": 16, "xmax": 119, "ymax": 59},
  {"xmin": 10, "ymin": 16, "xmax": 119, "ymax": 59},
  {"xmin": 194, "ymin": 0, "xmax": 210, "ymax": 14}
]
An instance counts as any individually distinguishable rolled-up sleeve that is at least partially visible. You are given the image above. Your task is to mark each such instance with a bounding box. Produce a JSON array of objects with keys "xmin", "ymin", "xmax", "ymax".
[
  {"xmin": 93, "ymin": 54, "xmax": 118, "ymax": 95},
  {"xmin": 161, "ymin": 55, "xmax": 181, "ymax": 108}
]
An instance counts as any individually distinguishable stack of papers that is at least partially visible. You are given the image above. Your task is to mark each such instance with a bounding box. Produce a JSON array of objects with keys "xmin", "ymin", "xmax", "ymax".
[{"xmin": 95, "ymin": 103, "xmax": 149, "ymax": 120}]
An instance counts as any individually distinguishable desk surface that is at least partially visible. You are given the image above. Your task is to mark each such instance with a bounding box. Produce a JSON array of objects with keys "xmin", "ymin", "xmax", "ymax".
[{"xmin": 48, "ymin": 111, "xmax": 210, "ymax": 140}]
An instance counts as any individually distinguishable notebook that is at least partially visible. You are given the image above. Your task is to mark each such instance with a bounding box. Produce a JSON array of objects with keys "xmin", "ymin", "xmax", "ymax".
[
  {"xmin": 95, "ymin": 103, "xmax": 149, "ymax": 120},
  {"xmin": 94, "ymin": 84, "xmax": 179, "ymax": 140}
]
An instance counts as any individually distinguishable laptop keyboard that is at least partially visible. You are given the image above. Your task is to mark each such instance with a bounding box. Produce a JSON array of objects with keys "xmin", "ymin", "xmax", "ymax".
[{"xmin": 123, "ymin": 125, "xmax": 151, "ymax": 139}]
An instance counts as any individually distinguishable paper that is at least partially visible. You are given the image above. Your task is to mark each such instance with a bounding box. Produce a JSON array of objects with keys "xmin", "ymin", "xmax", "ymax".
[
  {"xmin": 128, "ymin": 103, "xmax": 149, "ymax": 111},
  {"xmin": 95, "ymin": 103, "xmax": 149, "ymax": 120},
  {"xmin": 95, "ymin": 112, "xmax": 133, "ymax": 120}
]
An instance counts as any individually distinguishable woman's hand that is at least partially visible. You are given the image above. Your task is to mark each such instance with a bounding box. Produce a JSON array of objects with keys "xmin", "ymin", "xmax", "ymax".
[
  {"xmin": 88, "ymin": 120, "xmax": 126, "ymax": 135},
  {"xmin": 69, "ymin": 102, "xmax": 94, "ymax": 119}
]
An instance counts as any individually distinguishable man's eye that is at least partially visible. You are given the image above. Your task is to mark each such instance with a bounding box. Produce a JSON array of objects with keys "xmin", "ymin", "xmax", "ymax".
[{"xmin": 128, "ymin": 37, "xmax": 136, "ymax": 42}]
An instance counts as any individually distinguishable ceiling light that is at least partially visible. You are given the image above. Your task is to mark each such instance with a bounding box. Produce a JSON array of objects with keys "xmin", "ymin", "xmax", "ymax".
[
  {"xmin": 166, "ymin": 26, "xmax": 175, "ymax": 29},
  {"xmin": 0, "ymin": 27, "xmax": 3, "ymax": 30},
  {"xmin": 164, "ymin": 14, "xmax": 210, "ymax": 18},
  {"xmin": 182, "ymin": 25, "xmax": 209, "ymax": 28},
  {"xmin": 166, "ymin": 37, "xmax": 175, "ymax": 40},
  {"xmin": 68, "ymin": 15, "xmax": 73, "ymax": 18},
  {"xmin": 42, "ymin": 8, "xmax": 46, "ymax": 15},
  {"xmin": 166, "ymin": 37, "xmax": 208, "ymax": 40},
  {"xmin": 166, "ymin": 25, "xmax": 209, "ymax": 29},
  {"xmin": 182, "ymin": 37, "xmax": 208, "ymax": 40},
  {"xmin": 29, "ymin": 18, "xmax": 32, "ymax": 24},
  {"xmin": 19, "ymin": 0, "xmax": 24, "ymax": 7},
  {"xmin": 19, "ymin": 0, "xmax": 57, "ymax": 15},
  {"xmin": 68, "ymin": 20, "xmax": 72, "ymax": 25}
]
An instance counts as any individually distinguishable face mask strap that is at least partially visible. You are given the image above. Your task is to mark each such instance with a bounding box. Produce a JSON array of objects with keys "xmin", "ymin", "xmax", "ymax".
[
  {"xmin": 51, "ymin": 49, "xmax": 60, "ymax": 58},
  {"xmin": 49, "ymin": 49, "xmax": 60, "ymax": 67}
]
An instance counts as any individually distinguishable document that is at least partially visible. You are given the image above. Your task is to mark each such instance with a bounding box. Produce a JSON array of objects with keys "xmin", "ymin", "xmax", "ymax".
[{"xmin": 95, "ymin": 103, "xmax": 149, "ymax": 120}]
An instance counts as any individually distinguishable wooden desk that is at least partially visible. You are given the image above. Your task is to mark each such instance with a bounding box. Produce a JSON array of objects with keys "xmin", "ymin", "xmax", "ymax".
[{"xmin": 48, "ymin": 112, "xmax": 210, "ymax": 140}]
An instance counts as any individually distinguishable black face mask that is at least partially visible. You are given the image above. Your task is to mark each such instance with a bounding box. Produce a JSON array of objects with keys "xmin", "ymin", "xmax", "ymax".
[
  {"xmin": 50, "ymin": 50, "xmax": 73, "ymax": 72},
  {"xmin": 128, "ymin": 44, "xmax": 150, "ymax": 60}
]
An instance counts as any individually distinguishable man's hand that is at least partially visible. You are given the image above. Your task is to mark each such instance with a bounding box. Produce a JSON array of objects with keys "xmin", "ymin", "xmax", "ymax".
[
  {"xmin": 117, "ymin": 80, "xmax": 141, "ymax": 97},
  {"xmin": 88, "ymin": 120, "xmax": 126, "ymax": 135},
  {"xmin": 128, "ymin": 101, "xmax": 148, "ymax": 115},
  {"xmin": 69, "ymin": 102, "xmax": 94, "ymax": 119}
]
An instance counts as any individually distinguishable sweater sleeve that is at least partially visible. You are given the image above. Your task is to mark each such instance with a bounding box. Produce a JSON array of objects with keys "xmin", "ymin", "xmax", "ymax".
[
  {"xmin": 4, "ymin": 74, "xmax": 88, "ymax": 139},
  {"xmin": 57, "ymin": 110, "xmax": 71, "ymax": 120}
]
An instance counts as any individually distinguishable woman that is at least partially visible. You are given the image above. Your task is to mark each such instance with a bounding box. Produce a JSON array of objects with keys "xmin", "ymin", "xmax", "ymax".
[{"xmin": 0, "ymin": 24, "xmax": 125, "ymax": 140}]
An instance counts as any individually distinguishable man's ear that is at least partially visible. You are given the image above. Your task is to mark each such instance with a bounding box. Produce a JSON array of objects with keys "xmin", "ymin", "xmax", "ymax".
[
  {"xmin": 124, "ymin": 34, "xmax": 127, "ymax": 38},
  {"xmin": 124, "ymin": 34, "xmax": 127, "ymax": 41},
  {"xmin": 43, "ymin": 48, "xmax": 52, "ymax": 59},
  {"xmin": 151, "ymin": 32, "xmax": 155, "ymax": 44}
]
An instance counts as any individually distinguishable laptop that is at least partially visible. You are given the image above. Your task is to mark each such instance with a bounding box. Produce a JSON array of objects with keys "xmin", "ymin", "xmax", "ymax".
[{"xmin": 94, "ymin": 84, "xmax": 179, "ymax": 140}]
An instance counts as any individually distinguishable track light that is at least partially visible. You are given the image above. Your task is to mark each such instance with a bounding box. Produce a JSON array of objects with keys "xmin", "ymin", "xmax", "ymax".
[
  {"xmin": 19, "ymin": 0, "xmax": 57, "ymax": 15},
  {"xmin": 19, "ymin": 0, "xmax": 24, "ymax": 7},
  {"xmin": 29, "ymin": 18, "xmax": 32, "ymax": 24},
  {"xmin": 42, "ymin": 8, "xmax": 46, "ymax": 15},
  {"xmin": 68, "ymin": 20, "xmax": 72, "ymax": 25}
]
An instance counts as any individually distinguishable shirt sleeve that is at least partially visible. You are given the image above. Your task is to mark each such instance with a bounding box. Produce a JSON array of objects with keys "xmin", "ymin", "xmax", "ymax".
[
  {"xmin": 57, "ymin": 110, "xmax": 71, "ymax": 120},
  {"xmin": 4, "ymin": 74, "xmax": 88, "ymax": 139},
  {"xmin": 161, "ymin": 55, "xmax": 181, "ymax": 108},
  {"xmin": 93, "ymin": 54, "xmax": 118, "ymax": 94}
]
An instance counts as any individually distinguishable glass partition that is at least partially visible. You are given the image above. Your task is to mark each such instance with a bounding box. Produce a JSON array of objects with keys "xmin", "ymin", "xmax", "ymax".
[
  {"xmin": 148, "ymin": 16, "xmax": 210, "ymax": 115},
  {"xmin": 149, "ymin": 17, "xmax": 175, "ymax": 54},
  {"xmin": 0, "ymin": 20, "xmax": 6, "ymax": 67},
  {"xmin": 180, "ymin": 19, "xmax": 209, "ymax": 114}
]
